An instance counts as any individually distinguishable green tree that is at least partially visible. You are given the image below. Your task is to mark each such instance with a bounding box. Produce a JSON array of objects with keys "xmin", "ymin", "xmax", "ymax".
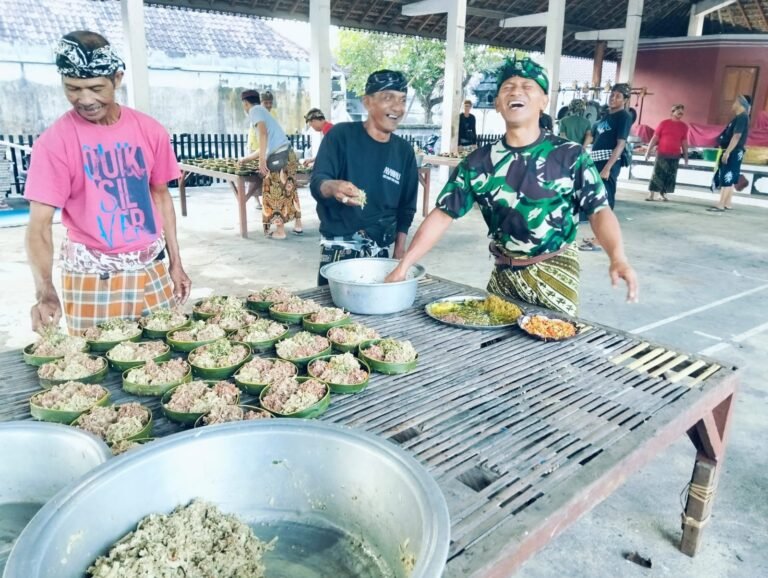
[{"xmin": 335, "ymin": 30, "xmax": 511, "ymax": 123}]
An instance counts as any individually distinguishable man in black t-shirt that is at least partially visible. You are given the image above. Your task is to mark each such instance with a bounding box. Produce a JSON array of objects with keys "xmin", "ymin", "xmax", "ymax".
[
  {"xmin": 708, "ymin": 95, "xmax": 751, "ymax": 212},
  {"xmin": 310, "ymin": 69, "xmax": 418, "ymax": 285},
  {"xmin": 580, "ymin": 83, "xmax": 633, "ymax": 251},
  {"xmin": 458, "ymin": 100, "xmax": 477, "ymax": 146}
]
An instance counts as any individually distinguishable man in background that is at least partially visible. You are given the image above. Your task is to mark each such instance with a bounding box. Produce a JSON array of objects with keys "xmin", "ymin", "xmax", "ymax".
[{"xmin": 458, "ymin": 99, "xmax": 477, "ymax": 147}]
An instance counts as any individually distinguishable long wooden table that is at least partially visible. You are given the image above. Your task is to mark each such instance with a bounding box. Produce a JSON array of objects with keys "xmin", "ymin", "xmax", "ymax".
[
  {"xmin": 0, "ymin": 277, "xmax": 737, "ymax": 576},
  {"xmin": 177, "ymin": 162, "xmax": 254, "ymax": 238}
]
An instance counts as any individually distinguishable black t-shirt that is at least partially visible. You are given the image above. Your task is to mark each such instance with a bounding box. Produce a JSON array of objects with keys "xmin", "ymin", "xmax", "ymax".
[
  {"xmin": 539, "ymin": 113, "xmax": 553, "ymax": 132},
  {"xmin": 719, "ymin": 113, "xmax": 749, "ymax": 150},
  {"xmin": 458, "ymin": 113, "xmax": 477, "ymax": 145},
  {"xmin": 592, "ymin": 109, "xmax": 633, "ymax": 152},
  {"xmin": 310, "ymin": 122, "xmax": 418, "ymax": 247}
]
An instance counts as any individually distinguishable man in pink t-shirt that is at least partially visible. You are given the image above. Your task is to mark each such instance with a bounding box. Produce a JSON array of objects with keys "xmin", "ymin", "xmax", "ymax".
[{"xmin": 25, "ymin": 30, "xmax": 191, "ymax": 334}]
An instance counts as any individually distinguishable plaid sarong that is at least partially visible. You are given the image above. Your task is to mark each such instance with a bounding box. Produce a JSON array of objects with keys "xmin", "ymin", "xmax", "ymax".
[
  {"xmin": 62, "ymin": 261, "xmax": 175, "ymax": 335},
  {"xmin": 486, "ymin": 244, "xmax": 580, "ymax": 316}
]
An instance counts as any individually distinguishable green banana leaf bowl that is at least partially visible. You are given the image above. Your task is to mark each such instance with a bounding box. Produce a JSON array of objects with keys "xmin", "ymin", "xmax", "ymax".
[
  {"xmin": 307, "ymin": 355, "xmax": 371, "ymax": 394},
  {"xmin": 188, "ymin": 342, "xmax": 252, "ymax": 380},
  {"xmin": 232, "ymin": 324, "xmax": 290, "ymax": 353},
  {"xmin": 165, "ymin": 330, "xmax": 226, "ymax": 353},
  {"xmin": 37, "ymin": 355, "xmax": 109, "ymax": 389},
  {"xmin": 358, "ymin": 339, "xmax": 419, "ymax": 375},
  {"xmin": 193, "ymin": 404, "xmax": 274, "ymax": 428},
  {"xmin": 276, "ymin": 344, "xmax": 333, "ymax": 369},
  {"xmin": 105, "ymin": 341, "xmax": 172, "ymax": 371},
  {"xmin": 160, "ymin": 381, "xmax": 241, "ymax": 425},
  {"xmin": 302, "ymin": 312, "xmax": 352, "ymax": 334},
  {"xmin": 259, "ymin": 377, "xmax": 330, "ymax": 419},
  {"xmin": 140, "ymin": 317, "xmax": 190, "ymax": 340},
  {"xmin": 29, "ymin": 386, "xmax": 110, "ymax": 424},
  {"xmin": 23, "ymin": 342, "xmax": 90, "ymax": 367},
  {"xmin": 72, "ymin": 404, "xmax": 154, "ymax": 443},
  {"xmin": 233, "ymin": 358, "xmax": 299, "ymax": 395},
  {"xmin": 85, "ymin": 330, "xmax": 142, "ymax": 353},
  {"xmin": 122, "ymin": 361, "xmax": 193, "ymax": 396}
]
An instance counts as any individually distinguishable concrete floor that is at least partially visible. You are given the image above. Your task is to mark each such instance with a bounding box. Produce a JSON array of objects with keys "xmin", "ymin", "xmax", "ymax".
[{"xmin": 1, "ymin": 178, "xmax": 766, "ymax": 577}]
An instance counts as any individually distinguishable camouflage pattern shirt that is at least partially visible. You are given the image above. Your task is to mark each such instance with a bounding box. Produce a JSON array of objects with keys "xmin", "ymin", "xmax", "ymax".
[{"xmin": 436, "ymin": 133, "xmax": 609, "ymax": 257}]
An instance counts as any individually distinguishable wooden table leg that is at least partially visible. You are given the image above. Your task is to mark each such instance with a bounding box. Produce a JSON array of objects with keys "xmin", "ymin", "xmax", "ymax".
[
  {"xmin": 234, "ymin": 177, "xmax": 248, "ymax": 238},
  {"xmin": 179, "ymin": 170, "xmax": 188, "ymax": 217},
  {"xmin": 420, "ymin": 167, "xmax": 431, "ymax": 217},
  {"xmin": 680, "ymin": 393, "xmax": 735, "ymax": 556}
]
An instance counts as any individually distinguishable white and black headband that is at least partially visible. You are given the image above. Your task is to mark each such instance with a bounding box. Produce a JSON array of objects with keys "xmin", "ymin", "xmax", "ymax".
[{"xmin": 55, "ymin": 36, "xmax": 125, "ymax": 78}]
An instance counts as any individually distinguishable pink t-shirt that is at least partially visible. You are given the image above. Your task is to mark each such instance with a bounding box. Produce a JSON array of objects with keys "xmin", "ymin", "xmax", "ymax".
[{"xmin": 25, "ymin": 107, "xmax": 179, "ymax": 254}]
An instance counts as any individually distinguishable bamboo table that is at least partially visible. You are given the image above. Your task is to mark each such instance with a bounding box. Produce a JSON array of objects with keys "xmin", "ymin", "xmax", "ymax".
[
  {"xmin": 0, "ymin": 277, "xmax": 737, "ymax": 576},
  {"xmin": 177, "ymin": 162, "xmax": 258, "ymax": 238}
]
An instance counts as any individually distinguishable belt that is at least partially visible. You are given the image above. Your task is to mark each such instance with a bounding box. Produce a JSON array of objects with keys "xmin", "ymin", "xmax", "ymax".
[{"xmin": 489, "ymin": 242, "xmax": 568, "ymax": 267}]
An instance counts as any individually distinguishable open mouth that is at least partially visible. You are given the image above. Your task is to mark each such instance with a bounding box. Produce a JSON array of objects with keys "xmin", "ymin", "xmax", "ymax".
[
  {"xmin": 507, "ymin": 100, "xmax": 526, "ymax": 110},
  {"xmin": 385, "ymin": 114, "xmax": 400, "ymax": 121}
]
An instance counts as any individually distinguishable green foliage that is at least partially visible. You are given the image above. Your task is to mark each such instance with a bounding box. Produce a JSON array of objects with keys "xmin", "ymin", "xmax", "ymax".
[{"xmin": 335, "ymin": 30, "xmax": 518, "ymax": 122}]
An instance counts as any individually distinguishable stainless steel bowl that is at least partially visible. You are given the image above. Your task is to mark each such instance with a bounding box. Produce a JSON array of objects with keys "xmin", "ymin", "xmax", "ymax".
[
  {"xmin": 320, "ymin": 258, "xmax": 426, "ymax": 315},
  {"xmin": 0, "ymin": 422, "xmax": 110, "ymax": 574},
  {"xmin": 6, "ymin": 421, "xmax": 450, "ymax": 578}
]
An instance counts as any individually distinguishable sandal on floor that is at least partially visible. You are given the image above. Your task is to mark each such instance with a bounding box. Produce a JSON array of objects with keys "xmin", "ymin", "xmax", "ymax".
[
  {"xmin": 578, "ymin": 240, "xmax": 602, "ymax": 252},
  {"xmin": 292, "ymin": 229, "xmax": 304, "ymax": 236},
  {"xmin": 644, "ymin": 197, "xmax": 656, "ymax": 202},
  {"xmin": 706, "ymin": 207, "xmax": 725, "ymax": 213},
  {"xmin": 724, "ymin": 206, "xmax": 734, "ymax": 211}
]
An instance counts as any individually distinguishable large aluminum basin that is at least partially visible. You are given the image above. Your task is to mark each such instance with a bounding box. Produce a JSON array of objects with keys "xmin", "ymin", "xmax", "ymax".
[
  {"xmin": 0, "ymin": 422, "xmax": 111, "ymax": 574},
  {"xmin": 5, "ymin": 421, "xmax": 450, "ymax": 578},
  {"xmin": 320, "ymin": 258, "xmax": 426, "ymax": 315}
]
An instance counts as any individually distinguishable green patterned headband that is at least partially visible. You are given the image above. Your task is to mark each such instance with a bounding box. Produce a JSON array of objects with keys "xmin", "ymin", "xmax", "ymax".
[{"xmin": 495, "ymin": 56, "xmax": 549, "ymax": 93}]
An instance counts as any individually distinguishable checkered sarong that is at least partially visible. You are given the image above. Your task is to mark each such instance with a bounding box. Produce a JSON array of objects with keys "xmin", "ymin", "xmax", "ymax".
[{"xmin": 62, "ymin": 261, "xmax": 175, "ymax": 335}]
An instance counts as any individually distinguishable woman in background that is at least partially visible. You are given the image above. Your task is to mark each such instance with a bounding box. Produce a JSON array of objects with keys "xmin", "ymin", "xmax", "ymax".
[{"xmin": 644, "ymin": 104, "xmax": 689, "ymax": 201}]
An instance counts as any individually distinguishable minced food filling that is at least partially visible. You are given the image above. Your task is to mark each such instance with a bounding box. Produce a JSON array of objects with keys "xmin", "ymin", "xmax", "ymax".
[
  {"xmin": 170, "ymin": 320, "xmax": 226, "ymax": 342},
  {"xmin": 29, "ymin": 327, "xmax": 87, "ymax": 357},
  {"xmin": 87, "ymin": 500, "xmax": 274, "ymax": 578},
  {"xmin": 308, "ymin": 307, "xmax": 348, "ymax": 324},
  {"xmin": 140, "ymin": 308, "xmax": 188, "ymax": 331},
  {"xmin": 165, "ymin": 380, "xmax": 239, "ymax": 414},
  {"xmin": 203, "ymin": 405, "xmax": 269, "ymax": 425},
  {"xmin": 77, "ymin": 403, "xmax": 149, "ymax": 443},
  {"xmin": 261, "ymin": 376, "xmax": 326, "ymax": 415},
  {"xmin": 327, "ymin": 323, "xmax": 380, "ymax": 345},
  {"xmin": 195, "ymin": 295, "xmax": 245, "ymax": 315},
  {"xmin": 107, "ymin": 340, "xmax": 167, "ymax": 362},
  {"xmin": 190, "ymin": 339, "xmax": 249, "ymax": 369},
  {"xmin": 32, "ymin": 381, "xmax": 106, "ymax": 412},
  {"xmin": 276, "ymin": 331, "xmax": 329, "ymax": 360},
  {"xmin": 270, "ymin": 296, "xmax": 321, "ymax": 315},
  {"xmin": 84, "ymin": 319, "xmax": 142, "ymax": 342},
  {"xmin": 248, "ymin": 286, "xmax": 294, "ymax": 303},
  {"xmin": 361, "ymin": 338, "xmax": 417, "ymax": 363},
  {"xmin": 38, "ymin": 352, "xmax": 105, "ymax": 380},
  {"xmin": 236, "ymin": 357, "xmax": 296, "ymax": 384},
  {"xmin": 211, "ymin": 309, "xmax": 257, "ymax": 332},
  {"xmin": 110, "ymin": 439, "xmax": 143, "ymax": 456},
  {"xmin": 125, "ymin": 358, "xmax": 189, "ymax": 385},
  {"xmin": 309, "ymin": 353, "xmax": 368, "ymax": 385},
  {"xmin": 231, "ymin": 319, "xmax": 286, "ymax": 343}
]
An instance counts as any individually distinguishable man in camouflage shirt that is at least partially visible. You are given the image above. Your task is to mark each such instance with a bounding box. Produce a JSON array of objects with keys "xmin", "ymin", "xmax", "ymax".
[{"xmin": 387, "ymin": 56, "xmax": 638, "ymax": 315}]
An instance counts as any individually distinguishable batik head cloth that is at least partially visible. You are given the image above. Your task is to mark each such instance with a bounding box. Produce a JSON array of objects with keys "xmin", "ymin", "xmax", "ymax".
[
  {"xmin": 365, "ymin": 70, "xmax": 408, "ymax": 95},
  {"xmin": 55, "ymin": 35, "xmax": 125, "ymax": 79},
  {"xmin": 495, "ymin": 56, "xmax": 549, "ymax": 93},
  {"xmin": 737, "ymin": 94, "xmax": 751, "ymax": 112},
  {"xmin": 568, "ymin": 99, "xmax": 586, "ymax": 115}
]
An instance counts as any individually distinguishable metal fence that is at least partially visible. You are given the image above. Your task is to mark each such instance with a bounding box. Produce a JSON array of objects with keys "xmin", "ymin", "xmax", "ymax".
[{"xmin": 1, "ymin": 131, "xmax": 500, "ymax": 195}]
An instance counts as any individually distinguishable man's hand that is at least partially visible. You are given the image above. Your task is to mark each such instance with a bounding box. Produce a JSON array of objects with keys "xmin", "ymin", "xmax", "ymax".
[
  {"xmin": 599, "ymin": 165, "xmax": 612, "ymax": 180},
  {"xmin": 325, "ymin": 180, "xmax": 364, "ymax": 206},
  {"xmin": 721, "ymin": 152, "xmax": 730, "ymax": 165},
  {"xmin": 31, "ymin": 287, "xmax": 62, "ymax": 333},
  {"xmin": 169, "ymin": 263, "xmax": 192, "ymax": 304},
  {"xmin": 609, "ymin": 260, "xmax": 639, "ymax": 303},
  {"xmin": 258, "ymin": 164, "xmax": 270, "ymax": 177},
  {"xmin": 385, "ymin": 264, "xmax": 408, "ymax": 283}
]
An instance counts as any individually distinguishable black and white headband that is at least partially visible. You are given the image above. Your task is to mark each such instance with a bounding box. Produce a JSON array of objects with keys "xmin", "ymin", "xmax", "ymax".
[{"xmin": 55, "ymin": 37, "xmax": 125, "ymax": 78}]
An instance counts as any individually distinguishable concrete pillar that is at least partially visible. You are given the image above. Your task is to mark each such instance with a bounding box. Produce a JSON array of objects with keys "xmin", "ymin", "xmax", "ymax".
[
  {"xmin": 441, "ymin": 0, "xmax": 467, "ymax": 154},
  {"xmin": 120, "ymin": 0, "xmax": 150, "ymax": 113},
  {"xmin": 688, "ymin": 5, "xmax": 705, "ymax": 36},
  {"xmin": 617, "ymin": 0, "xmax": 643, "ymax": 85},
  {"xmin": 309, "ymin": 0, "xmax": 332, "ymax": 118},
  {"xmin": 543, "ymin": 0, "xmax": 565, "ymax": 118}
]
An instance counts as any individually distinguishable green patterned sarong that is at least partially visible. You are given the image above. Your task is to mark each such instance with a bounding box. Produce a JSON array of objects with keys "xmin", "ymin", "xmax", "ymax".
[{"xmin": 487, "ymin": 244, "xmax": 580, "ymax": 316}]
